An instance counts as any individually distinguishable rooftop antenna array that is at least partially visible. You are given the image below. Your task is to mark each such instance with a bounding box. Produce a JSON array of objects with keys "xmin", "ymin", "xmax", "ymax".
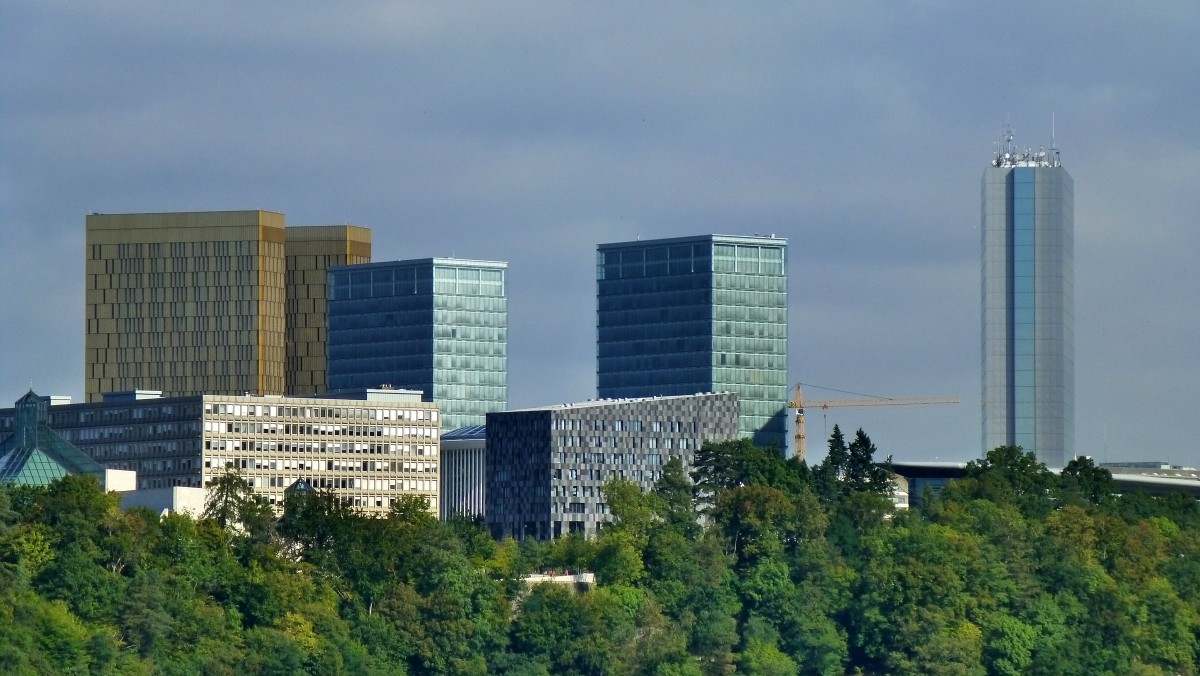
[{"xmin": 992, "ymin": 119, "xmax": 1061, "ymax": 168}]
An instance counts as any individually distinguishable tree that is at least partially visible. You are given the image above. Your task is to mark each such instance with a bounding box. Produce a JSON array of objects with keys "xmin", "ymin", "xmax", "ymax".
[
  {"xmin": 816, "ymin": 427, "xmax": 892, "ymax": 502},
  {"xmin": 603, "ymin": 477, "xmax": 656, "ymax": 543},
  {"xmin": 814, "ymin": 425, "xmax": 849, "ymax": 502},
  {"xmin": 203, "ymin": 467, "xmax": 274, "ymax": 537},
  {"xmin": 693, "ymin": 440, "xmax": 807, "ymax": 497},
  {"xmin": 956, "ymin": 446, "xmax": 1057, "ymax": 518},
  {"xmin": 1059, "ymin": 456, "xmax": 1116, "ymax": 506},
  {"xmin": 653, "ymin": 457, "xmax": 700, "ymax": 539},
  {"xmin": 845, "ymin": 428, "xmax": 893, "ymax": 496},
  {"xmin": 737, "ymin": 617, "xmax": 798, "ymax": 675}
]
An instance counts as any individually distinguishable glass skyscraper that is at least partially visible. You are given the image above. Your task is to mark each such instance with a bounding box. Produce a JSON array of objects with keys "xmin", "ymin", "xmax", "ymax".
[
  {"xmin": 326, "ymin": 258, "xmax": 507, "ymax": 431},
  {"xmin": 981, "ymin": 130, "xmax": 1074, "ymax": 466},
  {"xmin": 597, "ymin": 235, "xmax": 788, "ymax": 449}
]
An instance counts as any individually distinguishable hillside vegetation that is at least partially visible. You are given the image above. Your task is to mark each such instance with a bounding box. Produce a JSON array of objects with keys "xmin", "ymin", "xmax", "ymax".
[{"xmin": 2, "ymin": 428, "xmax": 1198, "ymax": 675}]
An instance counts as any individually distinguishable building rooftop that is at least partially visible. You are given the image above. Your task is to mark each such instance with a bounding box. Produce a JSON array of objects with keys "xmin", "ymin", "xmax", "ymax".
[
  {"xmin": 598, "ymin": 233, "xmax": 787, "ymax": 250},
  {"xmin": 991, "ymin": 126, "xmax": 1062, "ymax": 168},
  {"xmin": 498, "ymin": 392, "xmax": 736, "ymax": 414},
  {"xmin": 442, "ymin": 424, "xmax": 487, "ymax": 440},
  {"xmin": 891, "ymin": 460, "xmax": 1200, "ymax": 498},
  {"xmin": 329, "ymin": 257, "xmax": 507, "ymax": 273}
]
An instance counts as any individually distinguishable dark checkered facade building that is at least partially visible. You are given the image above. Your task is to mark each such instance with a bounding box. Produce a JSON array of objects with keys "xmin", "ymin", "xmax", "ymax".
[{"xmin": 485, "ymin": 392, "xmax": 739, "ymax": 539}]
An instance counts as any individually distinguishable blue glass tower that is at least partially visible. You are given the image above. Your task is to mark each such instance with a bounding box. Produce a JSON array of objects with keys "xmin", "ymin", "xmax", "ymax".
[
  {"xmin": 597, "ymin": 235, "xmax": 788, "ymax": 450},
  {"xmin": 981, "ymin": 130, "xmax": 1074, "ymax": 466},
  {"xmin": 326, "ymin": 258, "xmax": 507, "ymax": 431}
]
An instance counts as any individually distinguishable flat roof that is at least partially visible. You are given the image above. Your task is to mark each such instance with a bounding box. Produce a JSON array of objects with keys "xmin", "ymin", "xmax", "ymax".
[
  {"xmin": 329, "ymin": 257, "xmax": 507, "ymax": 273},
  {"xmin": 599, "ymin": 234, "xmax": 787, "ymax": 250},
  {"xmin": 891, "ymin": 461, "xmax": 1200, "ymax": 498},
  {"xmin": 442, "ymin": 424, "xmax": 487, "ymax": 440},
  {"xmin": 497, "ymin": 392, "xmax": 735, "ymax": 413}
]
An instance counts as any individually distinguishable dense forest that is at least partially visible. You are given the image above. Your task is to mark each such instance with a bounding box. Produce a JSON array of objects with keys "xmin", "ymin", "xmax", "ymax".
[{"xmin": 3, "ymin": 428, "xmax": 1200, "ymax": 675}]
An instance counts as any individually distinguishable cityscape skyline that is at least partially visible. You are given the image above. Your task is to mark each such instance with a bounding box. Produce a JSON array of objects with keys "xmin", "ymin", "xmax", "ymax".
[{"xmin": 3, "ymin": 4, "xmax": 1198, "ymax": 465}]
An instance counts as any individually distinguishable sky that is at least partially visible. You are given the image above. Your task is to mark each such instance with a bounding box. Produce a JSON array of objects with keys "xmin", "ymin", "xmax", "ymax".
[{"xmin": 2, "ymin": 2, "xmax": 1198, "ymax": 465}]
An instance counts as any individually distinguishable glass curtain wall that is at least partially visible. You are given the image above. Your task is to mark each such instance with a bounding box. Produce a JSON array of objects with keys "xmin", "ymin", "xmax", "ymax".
[
  {"xmin": 981, "ymin": 157, "xmax": 1073, "ymax": 466},
  {"xmin": 711, "ymin": 242, "xmax": 788, "ymax": 448},
  {"xmin": 327, "ymin": 259, "xmax": 507, "ymax": 431},
  {"xmin": 597, "ymin": 236, "xmax": 788, "ymax": 449}
]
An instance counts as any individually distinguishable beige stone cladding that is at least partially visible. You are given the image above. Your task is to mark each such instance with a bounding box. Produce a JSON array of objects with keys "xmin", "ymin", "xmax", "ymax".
[
  {"xmin": 85, "ymin": 211, "xmax": 287, "ymax": 401},
  {"xmin": 200, "ymin": 393, "xmax": 439, "ymax": 515},
  {"xmin": 284, "ymin": 226, "xmax": 371, "ymax": 396}
]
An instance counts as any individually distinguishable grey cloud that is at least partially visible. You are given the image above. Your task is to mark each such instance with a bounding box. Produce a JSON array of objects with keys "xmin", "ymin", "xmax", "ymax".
[{"xmin": 3, "ymin": 2, "xmax": 1198, "ymax": 463}]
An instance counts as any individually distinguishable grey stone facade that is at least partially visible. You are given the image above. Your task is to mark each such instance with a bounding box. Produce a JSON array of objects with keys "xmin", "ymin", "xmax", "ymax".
[{"xmin": 485, "ymin": 392, "xmax": 739, "ymax": 540}]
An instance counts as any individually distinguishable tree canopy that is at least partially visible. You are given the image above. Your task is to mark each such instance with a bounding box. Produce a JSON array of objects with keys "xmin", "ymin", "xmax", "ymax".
[{"xmin": 2, "ymin": 437, "xmax": 1199, "ymax": 674}]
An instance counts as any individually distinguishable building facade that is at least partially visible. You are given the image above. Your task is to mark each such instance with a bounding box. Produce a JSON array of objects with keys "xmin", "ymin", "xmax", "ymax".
[
  {"xmin": 327, "ymin": 258, "xmax": 508, "ymax": 431},
  {"xmin": 84, "ymin": 211, "xmax": 371, "ymax": 401},
  {"xmin": 485, "ymin": 392, "xmax": 739, "ymax": 540},
  {"xmin": 285, "ymin": 225, "xmax": 372, "ymax": 395},
  {"xmin": 597, "ymin": 235, "xmax": 788, "ymax": 449},
  {"xmin": 981, "ymin": 130, "xmax": 1074, "ymax": 466},
  {"xmin": 0, "ymin": 389, "xmax": 440, "ymax": 515},
  {"xmin": 440, "ymin": 424, "xmax": 487, "ymax": 519}
]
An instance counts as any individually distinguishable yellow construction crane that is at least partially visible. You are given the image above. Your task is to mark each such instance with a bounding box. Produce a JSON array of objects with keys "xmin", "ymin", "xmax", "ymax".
[{"xmin": 788, "ymin": 383, "xmax": 960, "ymax": 462}]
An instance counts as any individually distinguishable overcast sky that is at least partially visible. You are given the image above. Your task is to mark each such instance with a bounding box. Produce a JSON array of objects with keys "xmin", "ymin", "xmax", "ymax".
[{"xmin": 2, "ymin": 2, "xmax": 1198, "ymax": 465}]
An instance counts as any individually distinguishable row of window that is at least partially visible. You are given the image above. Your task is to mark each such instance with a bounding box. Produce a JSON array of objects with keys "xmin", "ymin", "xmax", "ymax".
[
  {"xmin": 553, "ymin": 435, "xmax": 698, "ymax": 451},
  {"xmin": 553, "ymin": 450, "xmax": 675, "ymax": 465},
  {"xmin": 203, "ymin": 439, "xmax": 438, "ymax": 456},
  {"xmin": 65, "ymin": 423, "xmax": 200, "ymax": 443},
  {"xmin": 204, "ymin": 420, "xmax": 436, "ymax": 439},
  {"xmin": 551, "ymin": 418, "xmax": 695, "ymax": 433},
  {"xmin": 106, "ymin": 314, "xmax": 284, "ymax": 335},
  {"xmin": 204, "ymin": 402, "xmax": 437, "ymax": 422},
  {"xmin": 204, "ymin": 456, "xmax": 437, "ymax": 474},
  {"xmin": 553, "ymin": 467, "xmax": 662, "ymax": 485}
]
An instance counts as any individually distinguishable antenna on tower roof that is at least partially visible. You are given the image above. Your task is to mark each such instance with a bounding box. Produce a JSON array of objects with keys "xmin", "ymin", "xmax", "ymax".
[{"xmin": 1050, "ymin": 112, "xmax": 1061, "ymax": 167}]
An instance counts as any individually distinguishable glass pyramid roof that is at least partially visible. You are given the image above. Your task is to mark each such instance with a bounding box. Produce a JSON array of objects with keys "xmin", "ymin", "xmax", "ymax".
[{"xmin": 0, "ymin": 390, "xmax": 105, "ymax": 486}]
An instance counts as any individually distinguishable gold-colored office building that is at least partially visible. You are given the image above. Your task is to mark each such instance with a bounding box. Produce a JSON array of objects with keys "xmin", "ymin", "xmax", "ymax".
[
  {"xmin": 84, "ymin": 211, "xmax": 370, "ymax": 402},
  {"xmin": 284, "ymin": 225, "xmax": 372, "ymax": 394}
]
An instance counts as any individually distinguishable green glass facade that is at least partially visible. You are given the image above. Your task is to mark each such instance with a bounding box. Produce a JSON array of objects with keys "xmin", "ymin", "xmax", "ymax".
[
  {"xmin": 597, "ymin": 235, "xmax": 788, "ymax": 449},
  {"xmin": 327, "ymin": 259, "xmax": 507, "ymax": 431}
]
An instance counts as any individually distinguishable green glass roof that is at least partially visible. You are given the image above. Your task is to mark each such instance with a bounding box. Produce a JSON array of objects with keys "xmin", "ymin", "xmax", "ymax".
[
  {"xmin": 0, "ymin": 390, "xmax": 105, "ymax": 486},
  {"xmin": 0, "ymin": 448, "xmax": 73, "ymax": 486}
]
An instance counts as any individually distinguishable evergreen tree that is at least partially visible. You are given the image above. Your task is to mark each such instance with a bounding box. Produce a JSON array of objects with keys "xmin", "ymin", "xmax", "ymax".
[{"xmin": 845, "ymin": 428, "xmax": 893, "ymax": 496}]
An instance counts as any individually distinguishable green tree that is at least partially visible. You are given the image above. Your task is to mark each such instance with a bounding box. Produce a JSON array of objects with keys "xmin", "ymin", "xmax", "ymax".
[
  {"xmin": 204, "ymin": 467, "xmax": 274, "ymax": 538},
  {"xmin": 845, "ymin": 428, "xmax": 893, "ymax": 495},
  {"xmin": 737, "ymin": 617, "xmax": 798, "ymax": 675},
  {"xmin": 954, "ymin": 445, "xmax": 1058, "ymax": 518},
  {"xmin": 813, "ymin": 425, "xmax": 848, "ymax": 503},
  {"xmin": 692, "ymin": 439, "xmax": 810, "ymax": 510},
  {"xmin": 816, "ymin": 426, "xmax": 892, "ymax": 504},
  {"xmin": 1059, "ymin": 456, "xmax": 1116, "ymax": 506},
  {"xmin": 653, "ymin": 456, "xmax": 701, "ymax": 539}
]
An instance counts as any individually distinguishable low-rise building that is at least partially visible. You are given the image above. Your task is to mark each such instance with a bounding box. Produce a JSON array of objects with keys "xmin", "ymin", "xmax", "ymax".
[
  {"xmin": 486, "ymin": 392, "xmax": 739, "ymax": 540},
  {"xmin": 441, "ymin": 424, "xmax": 487, "ymax": 519},
  {"xmin": 0, "ymin": 388, "xmax": 440, "ymax": 515}
]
